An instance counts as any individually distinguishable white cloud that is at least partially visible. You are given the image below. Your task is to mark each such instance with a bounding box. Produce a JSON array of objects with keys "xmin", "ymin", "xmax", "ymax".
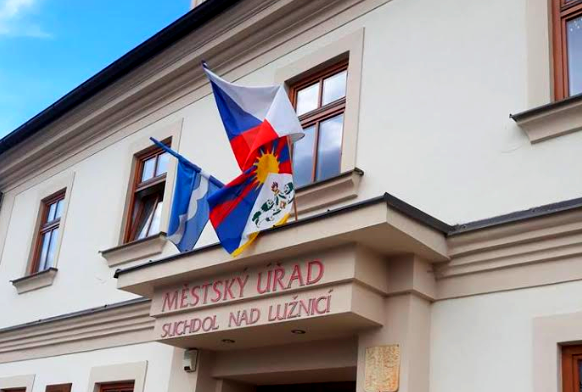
[{"xmin": 0, "ymin": 0, "xmax": 51, "ymax": 38}]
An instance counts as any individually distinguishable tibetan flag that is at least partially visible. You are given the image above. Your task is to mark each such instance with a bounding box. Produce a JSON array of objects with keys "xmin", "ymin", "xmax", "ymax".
[
  {"xmin": 150, "ymin": 138, "xmax": 223, "ymax": 253},
  {"xmin": 203, "ymin": 63, "xmax": 303, "ymax": 171},
  {"xmin": 208, "ymin": 137, "xmax": 295, "ymax": 256}
]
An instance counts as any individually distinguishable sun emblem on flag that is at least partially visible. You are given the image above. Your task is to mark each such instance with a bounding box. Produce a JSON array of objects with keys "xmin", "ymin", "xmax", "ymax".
[{"xmin": 252, "ymin": 147, "xmax": 280, "ymax": 187}]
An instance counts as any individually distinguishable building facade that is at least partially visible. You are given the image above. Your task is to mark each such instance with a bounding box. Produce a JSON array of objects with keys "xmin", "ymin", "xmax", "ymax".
[{"xmin": 1, "ymin": 0, "xmax": 582, "ymax": 391}]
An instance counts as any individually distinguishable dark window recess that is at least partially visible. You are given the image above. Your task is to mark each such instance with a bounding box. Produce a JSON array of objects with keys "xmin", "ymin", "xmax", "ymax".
[
  {"xmin": 46, "ymin": 384, "xmax": 72, "ymax": 392},
  {"xmin": 99, "ymin": 382, "xmax": 135, "ymax": 392}
]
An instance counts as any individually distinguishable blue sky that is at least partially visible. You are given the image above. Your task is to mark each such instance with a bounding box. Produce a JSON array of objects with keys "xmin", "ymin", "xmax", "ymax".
[{"xmin": 0, "ymin": 0, "xmax": 190, "ymax": 138}]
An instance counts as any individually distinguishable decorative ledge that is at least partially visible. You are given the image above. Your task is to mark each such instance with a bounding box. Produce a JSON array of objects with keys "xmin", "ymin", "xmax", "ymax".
[
  {"xmin": 510, "ymin": 93, "xmax": 582, "ymax": 143},
  {"xmin": 11, "ymin": 268, "xmax": 58, "ymax": 294},
  {"xmin": 100, "ymin": 233, "xmax": 167, "ymax": 267},
  {"xmin": 295, "ymin": 168, "xmax": 364, "ymax": 215}
]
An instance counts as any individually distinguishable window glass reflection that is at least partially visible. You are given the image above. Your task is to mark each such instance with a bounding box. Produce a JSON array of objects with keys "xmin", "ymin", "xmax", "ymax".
[
  {"xmin": 156, "ymin": 153, "xmax": 170, "ymax": 176},
  {"xmin": 38, "ymin": 232, "xmax": 51, "ymax": 272},
  {"xmin": 292, "ymin": 125, "xmax": 316, "ymax": 187},
  {"xmin": 141, "ymin": 157, "xmax": 156, "ymax": 182},
  {"xmin": 568, "ymin": 15, "xmax": 582, "ymax": 95},
  {"xmin": 322, "ymin": 70, "xmax": 347, "ymax": 106},
  {"xmin": 46, "ymin": 228, "xmax": 59, "ymax": 269},
  {"xmin": 316, "ymin": 114, "xmax": 344, "ymax": 182},
  {"xmin": 296, "ymin": 83, "xmax": 319, "ymax": 116}
]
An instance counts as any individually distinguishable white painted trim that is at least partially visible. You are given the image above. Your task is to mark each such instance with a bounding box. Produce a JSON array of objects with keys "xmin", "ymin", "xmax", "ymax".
[
  {"xmin": 115, "ymin": 119, "xmax": 183, "ymax": 247},
  {"xmin": 0, "ymin": 374, "xmax": 35, "ymax": 391},
  {"xmin": 532, "ymin": 310, "xmax": 582, "ymax": 392},
  {"xmin": 14, "ymin": 171, "xmax": 76, "ymax": 284},
  {"xmin": 275, "ymin": 28, "xmax": 365, "ymax": 174},
  {"xmin": 526, "ymin": 0, "xmax": 553, "ymax": 108}
]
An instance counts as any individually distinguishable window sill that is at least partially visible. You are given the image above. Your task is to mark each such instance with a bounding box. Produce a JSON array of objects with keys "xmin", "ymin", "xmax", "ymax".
[
  {"xmin": 100, "ymin": 233, "xmax": 167, "ymax": 267},
  {"xmin": 295, "ymin": 168, "xmax": 364, "ymax": 215},
  {"xmin": 11, "ymin": 267, "xmax": 58, "ymax": 294},
  {"xmin": 511, "ymin": 93, "xmax": 582, "ymax": 143}
]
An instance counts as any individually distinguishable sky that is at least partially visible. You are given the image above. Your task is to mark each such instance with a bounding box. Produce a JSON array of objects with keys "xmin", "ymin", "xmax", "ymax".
[{"xmin": 0, "ymin": 0, "xmax": 190, "ymax": 138}]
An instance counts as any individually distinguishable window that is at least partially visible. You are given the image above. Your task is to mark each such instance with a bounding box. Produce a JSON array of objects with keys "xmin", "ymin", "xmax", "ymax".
[
  {"xmin": 30, "ymin": 190, "xmax": 66, "ymax": 275},
  {"xmin": 553, "ymin": 0, "xmax": 582, "ymax": 99},
  {"xmin": 99, "ymin": 382, "xmax": 134, "ymax": 392},
  {"xmin": 290, "ymin": 61, "xmax": 348, "ymax": 187},
  {"xmin": 562, "ymin": 345, "xmax": 582, "ymax": 392},
  {"xmin": 2, "ymin": 389, "xmax": 26, "ymax": 392},
  {"xmin": 45, "ymin": 384, "xmax": 71, "ymax": 392},
  {"xmin": 124, "ymin": 140, "xmax": 171, "ymax": 243}
]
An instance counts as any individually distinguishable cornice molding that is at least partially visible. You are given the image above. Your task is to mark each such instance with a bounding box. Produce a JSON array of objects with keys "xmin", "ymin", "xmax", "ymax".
[
  {"xmin": 436, "ymin": 208, "xmax": 582, "ymax": 299},
  {"xmin": 0, "ymin": 299, "xmax": 154, "ymax": 363}
]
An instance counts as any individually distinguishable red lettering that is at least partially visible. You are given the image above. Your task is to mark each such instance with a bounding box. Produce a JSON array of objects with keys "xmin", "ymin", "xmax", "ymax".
[
  {"xmin": 161, "ymin": 323, "xmax": 171, "ymax": 338},
  {"xmin": 236, "ymin": 275, "xmax": 249, "ymax": 298},
  {"xmin": 201, "ymin": 283, "xmax": 211, "ymax": 304},
  {"xmin": 257, "ymin": 271, "xmax": 272, "ymax": 294},
  {"xmin": 162, "ymin": 290, "xmax": 179, "ymax": 312},
  {"xmin": 223, "ymin": 279, "xmax": 236, "ymax": 301},
  {"xmin": 273, "ymin": 267, "xmax": 286, "ymax": 292},
  {"xmin": 287, "ymin": 264, "xmax": 305, "ymax": 288},
  {"xmin": 307, "ymin": 260, "xmax": 324, "ymax": 285},
  {"xmin": 212, "ymin": 281, "xmax": 223, "ymax": 303},
  {"xmin": 180, "ymin": 285, "xmax": 189, "ymax": 309},
  {"xmin": 190, "ymin": 286, "xmax": 200, "ymax": 306}
]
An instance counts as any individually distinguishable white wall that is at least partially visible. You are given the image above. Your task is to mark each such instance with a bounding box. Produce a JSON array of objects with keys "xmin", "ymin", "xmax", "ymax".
[
  {"xmin": 0, "ymin": 342, "xmax": 175, "ymax": 392},
  {"xmin": 2, "ymin": 0, "xmax": 582, "ymax": 328},
  {"xmin": 430, "ymin": 280, "xmax": 582, "ymax": 392}
]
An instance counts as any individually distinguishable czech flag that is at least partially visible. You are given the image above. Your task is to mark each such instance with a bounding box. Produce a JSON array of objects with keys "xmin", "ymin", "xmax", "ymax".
[
  {"xmin": 207, "ymin": 137, "xmax": 295, "ymax": 256},
  {"xmin": 203, "ymin": 63, "xmax": 303, "ymax": 171}
]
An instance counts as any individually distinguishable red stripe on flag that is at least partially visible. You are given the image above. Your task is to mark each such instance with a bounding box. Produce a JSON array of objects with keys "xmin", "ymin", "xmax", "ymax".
[
  {"xmin": 230, "ymin": 125, "xmax": 261, "ymax": 170},
  {"xmin": 244, "ymin": 120, "xmax": 279, "ymax": 169},
  {"xmin": 209, "ymin": 181, "xmax": 256, "ymax": 227}
]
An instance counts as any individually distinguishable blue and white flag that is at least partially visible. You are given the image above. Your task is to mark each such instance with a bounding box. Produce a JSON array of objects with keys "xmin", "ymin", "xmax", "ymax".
[{"xmin": 150, "ymin": 138, "xmax": 223, "ymax": 252}]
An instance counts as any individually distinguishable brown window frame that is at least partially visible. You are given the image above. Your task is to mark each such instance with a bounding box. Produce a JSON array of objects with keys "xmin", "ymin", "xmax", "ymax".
[
  {"xmin": 552, "ymin": 0, "xmax": 582, "ymax": 100},
  {"xmin": 289, "ymin": 60, "xmax": 348, "ymax": 185},
  {"xmin": 562, "ymin": 344, "xmax": 582, "ymax": 392},
  {"xmin": 45, "ymin": 384, "xmax": 72, "ymax": 392},
  {"xmin": 30, "ymin": 189, "xmax": 66, "ymax": 275},
  {"xmin": 123, "ymin": 139, "xmax": 171, "ymax": 244},
  {"xmin": 1, "ymin": 389, "xmax": 26, "ymax": 392},
  {"xmin": 98, "ymin": 382, "xmax": 135, "ymax": 392}
]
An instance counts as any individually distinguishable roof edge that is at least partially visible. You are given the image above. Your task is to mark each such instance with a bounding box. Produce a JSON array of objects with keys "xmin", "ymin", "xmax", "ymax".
[{"xmin": 0, "ymin": 0, "xmax": 241, "ymax": 156}]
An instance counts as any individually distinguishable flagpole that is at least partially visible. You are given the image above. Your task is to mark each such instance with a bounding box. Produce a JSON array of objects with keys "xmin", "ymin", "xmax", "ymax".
[{"xmin": 287, "ymin": 137, "xmax": 299, "ymax": 222}]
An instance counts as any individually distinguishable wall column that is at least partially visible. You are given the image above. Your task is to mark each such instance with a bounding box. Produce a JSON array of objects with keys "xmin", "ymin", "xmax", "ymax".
[{"xmin": 356, "ymin": 255, "xmax": 435, "ymax": 392}]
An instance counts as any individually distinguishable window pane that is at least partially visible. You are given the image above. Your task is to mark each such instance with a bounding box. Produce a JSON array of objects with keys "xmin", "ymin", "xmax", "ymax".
[
  {"xmin": 46, "ymin": 228, "xmax": 59, "ymax": 268},
  {"xmin": 316, "ymin": 114, "xmax": 344, "ymax": 182},
  {"xmin": 54, "ymin": 199, "xmax": 64, "ymax": 220},
  {"xmin": 148, "ymin": 200, "xmax": 164, "ymax": 236},
  {"xmin": 155, "ymin": 152, "xmax": 170, "ymax": 176},
  {"xmin": 134, "ymin": 197, "xmax": 157, "ymax": 240},
  {"xmin": 37, "ymin": 231, "xmax": 52, "ymax": 272},
  {"xmin": 292, "ymin": 125, "xmax": 316, "ymax": 187},
  {"xmin": 141, "ymin": 157, "xmax": 156, "ymax": 182},
  {"xmin": 568, "ymin": 15, "xmax": 582, "ymax": 95},
  {"xmin": 47, "ymin": 202, "xmax": 57, "ymax": 222},
  {"xmin": 296, "ymin": 83, "xmax": 319, "ymax": 116},
  {"xmin": 322, "ymin": 70, "xmax": 347, "ymax": 106}
]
